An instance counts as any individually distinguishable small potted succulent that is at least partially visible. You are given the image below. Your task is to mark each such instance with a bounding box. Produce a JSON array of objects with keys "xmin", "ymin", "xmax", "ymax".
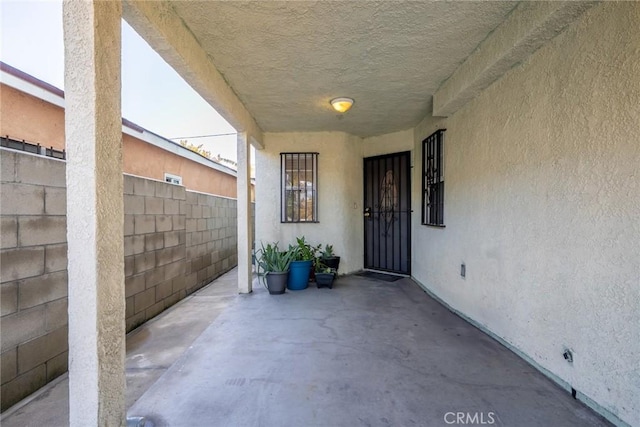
[
  {"xmin": 256, "ymin": 242, "xmax": 295, "ymax": 295},
  {"xmin": 320, "ymin": 244, "xmax": 341, "ymax": 271},
  {"xmin": 315, "ymin": 263, "xmax": 336, "ymax": 289}
]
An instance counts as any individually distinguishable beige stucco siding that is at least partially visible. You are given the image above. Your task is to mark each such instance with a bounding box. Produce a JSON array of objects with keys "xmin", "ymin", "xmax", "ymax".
[
  {"xmin": 256, "ymin": 131, "xmax": 364, "ymax": 274},
  {"xmin": 412, "ymin": 3, "xmax": 639, "ymax": 425},
  {"xmin": 0, "ymin": 83, "xmax": 240, "ymax": 198},
  {"xmin": 1, "ymin": 85, "xmax": 66, "ymax": 150},
  {"xmin": 255, "ymin": 129, "xmax": 415, "ymax": 274},
  {"xmin": 362, "ymin": 128, "xmax": 414, "ymax": 159},
  {"xmin": 122, "ymin": 134, "xmax": 237, "ymax": 198}
]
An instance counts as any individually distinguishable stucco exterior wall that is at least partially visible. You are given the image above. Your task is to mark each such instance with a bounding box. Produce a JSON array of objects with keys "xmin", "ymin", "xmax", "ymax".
[
  {"xmin": 254, "ymin": 129, "xmax": 415, "ymax": 273},
  {"xmin": 1, "ymin": 85, "xmax": 66, "ymax": 151},
  {"xmin": 123, "ymin": 134, "xmax": 238, "ymax": 198},
  {"xmin": 412, "ymin": 3, "xmax": 639, "ymax": 426},
  {"xmin": 256, "ymin": 131, "xmax": 363, "ymax": 274},
  {"xmin": 362, "ymin": 128, "xmax": 414, "ymax": 159},
  {"xmin": 0, "ymin": 82, "xmax": 241, "ymax": 198}
]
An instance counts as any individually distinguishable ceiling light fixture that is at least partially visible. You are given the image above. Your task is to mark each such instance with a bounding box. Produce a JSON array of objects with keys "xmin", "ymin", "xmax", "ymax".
[{"xmin": 330, "ymin": 97, "xmax": 354, "ymax": 113}]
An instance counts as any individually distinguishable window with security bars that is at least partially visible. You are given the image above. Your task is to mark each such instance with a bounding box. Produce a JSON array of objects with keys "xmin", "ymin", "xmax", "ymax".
[
  {"xmin": 281, "ymin": 153, "xmax": 318, "ymax": 223},
  {"xmin": 422, "ymin": 129, "xmax": 446, "ymax": 226}
]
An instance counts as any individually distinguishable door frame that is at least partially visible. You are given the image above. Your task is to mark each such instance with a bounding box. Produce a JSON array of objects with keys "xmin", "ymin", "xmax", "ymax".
[{"xmin": 363, "ymin": 151, "xmax": 412, "ymax": 275}]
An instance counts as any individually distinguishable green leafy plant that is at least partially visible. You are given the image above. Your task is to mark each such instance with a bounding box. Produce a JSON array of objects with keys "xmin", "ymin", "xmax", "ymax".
[
  {"xmin": 256, "ymin": 242, "xmax": 295, "ymax": 273},
  {"xmin": 315, "ymin": 261, "xmax": 336, "ymax": 274},
  {"xmin": 321, "ymin": 244, "xmax": 335, "ymax": 258},
  {"xmin": 290, "ymin": 236, "xmax": 320, "ymax": 261},
  {"xmin": 314, "ymin": 259, "xmax": 337, "ymax": 289}
]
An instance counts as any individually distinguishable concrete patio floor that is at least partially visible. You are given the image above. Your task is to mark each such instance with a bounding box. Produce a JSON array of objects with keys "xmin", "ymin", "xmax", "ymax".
[
  {"xmin": 2, "ymin": 268, "xmax": 608, "ymax": 426},
  {"xmin": 1, "ymin": 269, "xmax": 240, "ymax": 427}
]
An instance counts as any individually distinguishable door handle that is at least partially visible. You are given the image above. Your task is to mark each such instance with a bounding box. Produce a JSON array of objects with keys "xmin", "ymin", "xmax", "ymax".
[{"xmin": 364, "ymin": 207, "xmax": 371, "ymax": 218}]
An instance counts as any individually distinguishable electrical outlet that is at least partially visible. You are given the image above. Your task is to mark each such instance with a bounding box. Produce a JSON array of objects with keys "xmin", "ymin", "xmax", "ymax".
[{"xmin": 460, "ymin": 263, "xmax": 466, "ymax": 278}]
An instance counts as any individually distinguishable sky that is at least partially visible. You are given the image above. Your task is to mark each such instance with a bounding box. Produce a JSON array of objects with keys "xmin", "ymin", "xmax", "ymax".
[{"xmin": 0, "ymin": 0, "xmax": 248, "ymax": 165}]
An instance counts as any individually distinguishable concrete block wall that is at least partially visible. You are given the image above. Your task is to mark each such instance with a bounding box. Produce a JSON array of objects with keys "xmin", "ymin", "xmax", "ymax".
[
  {"xmin": 0, "ymin": 148, "xmax": 248, "ymax": 411},
  {"xmin": 184, "ymin": 191, "xmax": 238, "ymax": 294},
  {"xmin": 123, "ymin": 175, "xmax": 187, "ymax": 332},
  {"xmin": 0, "ymin": 150, "xmax": 69, "ymax": 411}
]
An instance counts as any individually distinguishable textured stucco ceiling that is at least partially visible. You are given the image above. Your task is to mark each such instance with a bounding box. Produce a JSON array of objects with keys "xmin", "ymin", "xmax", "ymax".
[{"xmin": 172, "ymin": 1, "xmax": 518, "ymax": 137}]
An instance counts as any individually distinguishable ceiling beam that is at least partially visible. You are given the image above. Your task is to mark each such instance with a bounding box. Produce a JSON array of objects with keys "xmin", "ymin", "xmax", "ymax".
[
  {"xmin": 122, "ymin": 0, "xmax": 264, "ymax": 148},
  {"xmin": 433, "ymin": 1, "xmax": 600, "ymax": 117}
]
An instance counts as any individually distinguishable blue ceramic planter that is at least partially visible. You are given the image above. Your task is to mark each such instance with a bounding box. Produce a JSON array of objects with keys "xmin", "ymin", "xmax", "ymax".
[{"xmin": 287, "ymin": 260, "xmax": 312, "ymax": 290}]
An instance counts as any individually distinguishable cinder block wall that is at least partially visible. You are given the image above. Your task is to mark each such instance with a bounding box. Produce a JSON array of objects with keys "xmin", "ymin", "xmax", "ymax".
[
  {"xmin": 185, "ymin": 191, "xmax": 238, "ymax": 293},
  {"xmin": 123, "ymin": 175, "xmax": 188, "ymax": 332},
  {"xmin": 0, "ymin": 148, "xmax": 248, "ymax": 411},
  {"xmin": 0, "ymin": 150, "xmax": 68, "ymax": 411}
]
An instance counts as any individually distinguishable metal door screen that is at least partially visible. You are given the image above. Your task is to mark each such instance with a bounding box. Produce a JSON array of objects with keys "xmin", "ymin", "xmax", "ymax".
[{"xmin": 363, "ymin": 151, "xmax": 411, "ymax": 274}]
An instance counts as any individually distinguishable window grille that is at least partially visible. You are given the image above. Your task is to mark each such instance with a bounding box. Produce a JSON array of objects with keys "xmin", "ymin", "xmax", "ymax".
[
  {"xmin": 422, "ymin": 129, "xmax": 445, "ymax": 226},
  {"xmin": 1, "ymin": 136, "xmax": 66, "ymax": 159},
  {"xmin": 281, "ymin": 152, "xmax": 318, "ymax": 223}
]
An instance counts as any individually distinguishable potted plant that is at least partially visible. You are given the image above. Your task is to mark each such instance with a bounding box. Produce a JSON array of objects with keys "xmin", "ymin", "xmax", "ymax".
[
  {"xmin": 256, "ymin": 242, "xmax": 295, "ymax": 295},
  {"xmin": 320, "ymin": 244, "xmax": 341, "ymax": 271},
  {"xmin": 287, "ymin": 237, "xmax": 318, "ymax": 291},
  {"xmin": 315, "ymin": 263, "xmax": 336, "ymax": 289}
]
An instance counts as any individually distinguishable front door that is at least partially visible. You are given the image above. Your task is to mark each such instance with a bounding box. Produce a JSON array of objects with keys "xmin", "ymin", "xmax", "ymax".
[{"xmin": 363, "ymin": 151, "xmax": 411, "ymax": 274}]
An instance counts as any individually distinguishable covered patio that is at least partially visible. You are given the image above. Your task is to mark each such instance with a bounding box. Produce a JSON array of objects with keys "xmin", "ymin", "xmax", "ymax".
[
  {"xmin": 1, "ymin": 270, "xmax": 608, "ymax": 426},
  {"xmin": 43, "ymin": 1, "xmax": 639, "ymax": 426}
]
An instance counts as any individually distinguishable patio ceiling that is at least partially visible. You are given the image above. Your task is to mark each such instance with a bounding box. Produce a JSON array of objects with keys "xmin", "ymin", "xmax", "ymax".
[{"xmin": 168, "ymin": 1, "xmax": 518, "ymax": 137}]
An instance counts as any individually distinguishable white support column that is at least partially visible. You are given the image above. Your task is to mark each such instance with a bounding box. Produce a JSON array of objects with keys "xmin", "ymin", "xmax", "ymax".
[
  {"xmin": 63, "ymin": 1, "xmax": 125, "ymax": 426},
  {"xmin": 237, "ymin": 132, "xmax": 253, "ymax": 294}
]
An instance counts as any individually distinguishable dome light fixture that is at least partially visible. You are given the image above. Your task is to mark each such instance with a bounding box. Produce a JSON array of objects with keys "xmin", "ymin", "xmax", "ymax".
[{"xmin": 330, "ymin": 97, "xmax": 354, "ymax": 113}]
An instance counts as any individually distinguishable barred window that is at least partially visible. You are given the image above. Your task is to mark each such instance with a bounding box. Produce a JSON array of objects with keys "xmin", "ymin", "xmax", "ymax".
[
  {"xmin": 281, "ymin": 153, "xmax": 318, "ymax": 223},
  {"xmin": 422, "ymin": 130, "xmax": 445, "ymax": 226}
]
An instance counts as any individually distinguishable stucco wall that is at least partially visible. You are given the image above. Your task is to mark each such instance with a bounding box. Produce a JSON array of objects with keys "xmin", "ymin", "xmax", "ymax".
[
  {"xmin": 1, "ymin": 85, "xmax": 66, "ymax": 151},
  {"xmin": 0, "ymin": 83, "xmax": 241, "ymax": 198},
  {"xmin": 123, "ymin": 134, "xmax": 238, "ymax": 197},
  {"xmin": 412, "ymin": 3, "xmax": 639, "ymax": 426},
  {"xmin": 254, "ymin": 129, "xmax": 414, "ymax": 273},
  {"xmin": 256, "ymin": 132, "xmax": 363, "ymax": 274},
  {"xmin": 362, "ymin": 128, "xmax": 414, "ymax": 159}
]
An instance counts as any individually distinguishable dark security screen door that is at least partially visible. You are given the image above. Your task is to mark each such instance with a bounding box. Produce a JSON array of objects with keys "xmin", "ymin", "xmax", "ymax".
[{"xmin": 363, "ymin": 151, "xmax": 411, "ymax": 274}]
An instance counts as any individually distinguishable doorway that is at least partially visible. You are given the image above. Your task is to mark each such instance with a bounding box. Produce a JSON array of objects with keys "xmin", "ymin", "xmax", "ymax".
[{"xmin": 363, "ymin": 151, "xmax": 411, "ymax": 275}]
